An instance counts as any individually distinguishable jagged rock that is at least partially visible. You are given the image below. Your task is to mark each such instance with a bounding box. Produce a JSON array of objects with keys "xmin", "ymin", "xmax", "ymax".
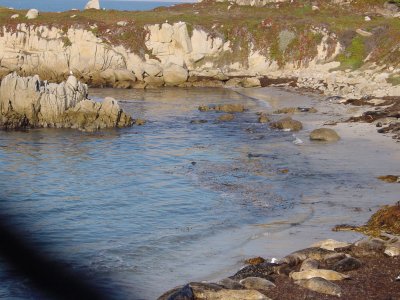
[
  {"xmin": 85, "ymin": 0, "xmax": 100, "ymax": 10},
  {"xmin": 163, "ymin": 64, "xmax": 188, "ymax": 85},
  {"xmin": 295, "ymin": 277, "xmax": 342, "ymax": 297},
  {"xmin": 25, "ymin": 9, "xmax": 39, "ymax": 19},
  {"xmin": 0, "ymin": 73, "xmax": 132, "ymax": 131},
  {"xmin": 166, "ymin": 284, "xmax": 194, "ymax": 300},
  {"xmin": 270, "ymin": 117, "xmax": 303, "ymax": 131},
  {"xmin": 310, "ymin": 128, "xmax": 340, "ymax": 142}
]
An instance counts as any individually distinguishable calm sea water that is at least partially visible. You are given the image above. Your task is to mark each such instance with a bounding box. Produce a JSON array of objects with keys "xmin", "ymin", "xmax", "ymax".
[
  {"xmin": 0, "ymin": 0, "xmax": 187, "ymax": 12},
  {"xmin": 0, "ymin": 87, "xmax": 399, "ymax": 299}
]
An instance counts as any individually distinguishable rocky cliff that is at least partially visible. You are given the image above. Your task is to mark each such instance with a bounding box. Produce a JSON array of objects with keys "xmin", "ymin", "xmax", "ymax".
[
  {"xmin": 0, "ymin": 73, "xmax": 133, "ymax": 130},
  {"xmin": 0, "ymin": 1, "xmax": 399, "ymax": 98}
]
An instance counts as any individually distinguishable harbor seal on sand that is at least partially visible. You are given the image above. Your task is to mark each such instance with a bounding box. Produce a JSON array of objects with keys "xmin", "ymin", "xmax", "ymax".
[
  {"xmin": 290, "ymin": 269, "xmax": 350, "ymax": 281},
  {"xmin": 333, "ymin": 257, "xmax": 362, "ymax": 272},
  {"xmin": 300, "ymin": 258, "xmax": 319, "ymax": 271},
  {"xmin": 295, "ymin": 277, "xmax": 342, "ymax": 296},
  {"xmin": 239, "ymin": 277, "xmax": 276, "ymax": 291}
]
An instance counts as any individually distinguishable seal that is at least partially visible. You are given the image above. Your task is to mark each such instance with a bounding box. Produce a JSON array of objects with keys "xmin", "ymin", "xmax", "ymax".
[
  {"xmin": 300, "ymin": 258, "xmax": 319, "ymax": 271},
  {"xmin": 281, "ymin": 247, "xmax": 335, "ymax": 266},
  {"xmin": 239, "ymin": 277, "xmax": 276, "ymax": 291},
  {"xmin": 290, "ymin": 269, "xmax": 350, "ymax": 281},
  {"xmin": 295, "ymin": 277, "xmax": 342, "ymax": 297},
  {"xmin": 333, "ymin": 257, "xmax": 362, "ymax": 272}
]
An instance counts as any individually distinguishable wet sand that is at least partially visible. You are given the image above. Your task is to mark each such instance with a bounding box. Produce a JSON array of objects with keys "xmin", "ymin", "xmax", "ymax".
[{"xmin": 194, "ymin": 86, "xmax": 400, "ymax": 283}]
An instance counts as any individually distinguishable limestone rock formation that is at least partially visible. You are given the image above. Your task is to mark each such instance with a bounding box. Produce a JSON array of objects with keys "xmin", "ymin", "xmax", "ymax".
[
  {"xmin": 85, "ymin": 0, "xmax": 100, "ymax": 10},
  {"xmin": 163, "ymin": 63, "xmax": 188, "ymax": 85},
  {"xmin": 25, "ymin": 9, "xmax": 39, "ymax": 19},
  {"xmin": 0, "ymin": 73, "xmax": 132, "ymax": 131}
]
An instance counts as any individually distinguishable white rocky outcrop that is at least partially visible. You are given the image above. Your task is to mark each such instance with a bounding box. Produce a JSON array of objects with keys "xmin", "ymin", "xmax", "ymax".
[
  {"xmin": 0, "ymin": 73, "xmax": 132, "ymax": 130},
  {"xmin": 0, "ymin": 21, "xmax": 399, "ymax": 97},
  {"xmin": 84, "ymin": 0, "xmax": 100, "ymax": 10},
  {"xmin": 25, "ymin": 9, "xmax": 39, "ymax": 19}
]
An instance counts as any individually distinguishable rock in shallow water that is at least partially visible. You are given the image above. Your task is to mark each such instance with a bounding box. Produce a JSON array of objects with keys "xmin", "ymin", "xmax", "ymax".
[
  {"xmin": 0, "ymin": 73, "xmax": 133, "ymax": 131},
  {"xmin": 270, "ymin": 117, "xmax": 303, "ymax": 132},
  {"xmin": 310, "ymin": 128, "xmax": 340, "ymax": 142}
]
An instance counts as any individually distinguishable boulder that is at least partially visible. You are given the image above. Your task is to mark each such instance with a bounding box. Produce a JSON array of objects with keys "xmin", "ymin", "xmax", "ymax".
[
  {"xmin": 163, "ymin": 64, "xmax": 188, "ymax": 85},
  {"xmin": 270, "ymin": 117, "xmax": 303, "ymax": 131},
  {"xmin": 84, "ymin": 0, "xmax": 100, "ymax": 10},
  {"xmin": 0, "ymin": 73, "xmax": 132, "ymax": 131},
  {"xmin": 10, "ymin": 14, "xmax": 19, "ymax": 19},
  {"xmin": 310, "ymin": 128, "xmax": 340, "ymax": 142},
  {"xmin": 242, "ymin": 77, "xmax": 261, "ymax": 88},
  {"xmin": 25, "ymin": 9, "xmax": 39, "ymax": 19}
]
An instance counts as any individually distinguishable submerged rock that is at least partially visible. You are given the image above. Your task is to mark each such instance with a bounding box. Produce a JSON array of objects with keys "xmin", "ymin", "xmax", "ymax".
[
  {"xmin": 198, "ymin": 104, "xmax": 245, "ymax": 113},
  {"xmin": 310, "ymin": 128, "xmax": 340, "ymax": 142},
  {"xmin": 377, "ymin": 175, "xmax": 400, "ymax": 183},
  {"xmin": 0, "ymin": 73, "xmax": 132, "ymax": 131},
  {"xmin": 218, "ymin": 114, "xmax": 235, "ymax": 122}
]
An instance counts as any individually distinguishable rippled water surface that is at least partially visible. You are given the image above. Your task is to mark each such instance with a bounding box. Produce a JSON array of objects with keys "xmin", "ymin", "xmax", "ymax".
[{"xmin": 0, "ymin": 88, "xmax": 399, "ymax": 299}]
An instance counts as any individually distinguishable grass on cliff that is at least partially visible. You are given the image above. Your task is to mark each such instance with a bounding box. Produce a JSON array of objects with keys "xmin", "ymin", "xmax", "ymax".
[{"xmin": 0, "ymin": 0, "xmax": 400, "ymax": 68}]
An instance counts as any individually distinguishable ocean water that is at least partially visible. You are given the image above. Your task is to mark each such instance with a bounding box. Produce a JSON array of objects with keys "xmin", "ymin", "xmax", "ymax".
[
  {"xmin": 0, "ymin": 87, "xmax": 399, "ymax": 299},
  {"xmin": 0, "ymin": 0, "xmax": 187, "ymax": 12}
]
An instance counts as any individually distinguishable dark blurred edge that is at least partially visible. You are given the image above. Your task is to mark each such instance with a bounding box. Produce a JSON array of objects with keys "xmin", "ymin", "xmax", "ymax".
[{"xmin": 0, "ymin": 215, "xmax": 110, "ymax": 300}]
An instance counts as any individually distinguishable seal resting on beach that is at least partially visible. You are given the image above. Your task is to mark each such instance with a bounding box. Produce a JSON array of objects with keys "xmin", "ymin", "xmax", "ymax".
[
  {"xmin": 290, "ymin": 269, "xmax": 350, "ymax": 281},
  {"xmin": 295, "ymin": 277, "xmax": 342, "ymax": 296}
]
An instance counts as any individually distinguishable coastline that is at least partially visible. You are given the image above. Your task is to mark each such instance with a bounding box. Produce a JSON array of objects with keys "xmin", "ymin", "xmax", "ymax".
[{"xmin": 159, "ymin": 85, "xmax": 400, "ymax": 299}]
